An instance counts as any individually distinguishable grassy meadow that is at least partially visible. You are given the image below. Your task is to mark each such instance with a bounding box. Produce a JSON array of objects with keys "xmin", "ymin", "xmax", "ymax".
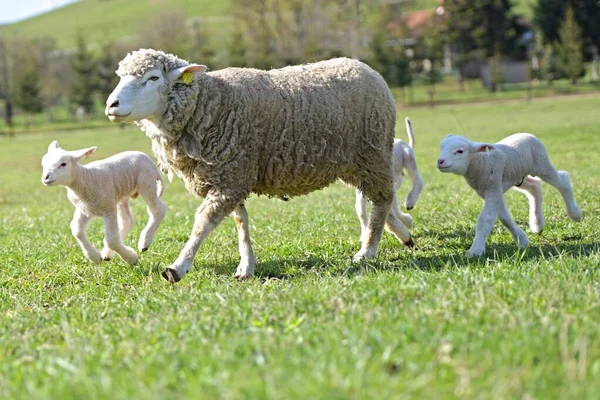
[{"xmin": 1, "ymin": 95, "xmax": 600, "ymax": 398}]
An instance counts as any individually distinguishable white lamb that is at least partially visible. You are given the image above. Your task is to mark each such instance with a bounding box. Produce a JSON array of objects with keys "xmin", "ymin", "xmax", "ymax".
[
  {"xmin": 41, "ymin": 141, "xmax": 167, "ymax": 265},
  {"xmin": 355, "ymin": 117, "xmax": 424, "ymax": 247},
  {"xmin": 437, "ymin": 133, "xmax": 582, "ymax": 257}
]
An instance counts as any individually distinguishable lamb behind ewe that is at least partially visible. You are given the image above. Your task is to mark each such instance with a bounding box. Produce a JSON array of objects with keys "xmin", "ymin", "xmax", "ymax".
[
  {"xmin": 355, "ymin": 117, "xmax": 424, "ymax": 246},
  {"xmin": 41, "ymin": 141, "xmax": 167, "ymax": 265},
  {"xmin": 105, "ymin": 49, "xmax": 400, "ymax": 282},
  {"xmin": 437, "ymin": 133, "xmax": 582, "ymax": 257}
]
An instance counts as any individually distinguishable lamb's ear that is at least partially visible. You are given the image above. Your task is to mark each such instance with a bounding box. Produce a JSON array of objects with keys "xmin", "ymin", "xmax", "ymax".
[
  {"xmin": 471, "ymin": 143, "xmax": 495, "ymax": 153},
  {"xmin": 48, "ymin": 140, "xmax": 60, "ymax": 152},
  {"xmin": 71, "ymin": 146, "xmax": 97, "ymax": 161},
  {"xmin": 167, "ymin": 64, "xmax": 207, "ymax": 84}
]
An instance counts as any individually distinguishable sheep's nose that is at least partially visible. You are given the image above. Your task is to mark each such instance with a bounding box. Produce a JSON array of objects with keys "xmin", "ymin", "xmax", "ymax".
[
  {"xmin": 109, "ymin": 99, "xmax": 119, "ymax": 108},
  {"xmin": 437, "ymin": 159, "xmax": 445, "ymax": 166}
]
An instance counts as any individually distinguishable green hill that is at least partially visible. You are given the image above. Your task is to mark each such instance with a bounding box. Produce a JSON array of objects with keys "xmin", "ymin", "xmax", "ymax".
[
  {"xmin": 0, "ymin": 0, "xmax": 232, "ymax": 49},
  {"xmin": 0, "ymin": 0, "xmax": 535, "ymax": 50}
]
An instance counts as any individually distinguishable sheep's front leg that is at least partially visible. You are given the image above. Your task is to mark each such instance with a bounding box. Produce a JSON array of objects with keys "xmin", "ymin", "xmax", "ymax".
[
  {"xmin": 232, "ymin": 202, "xmax": 256, "ymax": 279},
  {"xmin": 496, "ymin": 197, "xmax": 529, "ymax": 250},
  {"xmin": 162, "ymin": 191, "xmax": 240, "ymax": 283},
  {"xmin": 103, "ymin": 213, "xmax": 138, "ymax": 265},
  {"xmin": 468, "ymin": 194, "xmax": 501, "ymax": 257},
  {"xmin": 102, "ymin": 200, "xmax": 133, "ymax": 260},
  {"xmin": 70, "ymin": 208, "xmax": 102, "ymax": 263}
]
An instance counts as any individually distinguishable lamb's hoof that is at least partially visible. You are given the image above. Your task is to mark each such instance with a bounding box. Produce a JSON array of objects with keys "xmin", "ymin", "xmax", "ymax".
[
  {"xmin": 403, "ymin": 237, "xmax": 415, "ymax": 248},
  {"xmin": 352, "ymin": 250, "xmax": 375, "ymax": 263},
  {"xmin": 141, "ymin": 247, "xmax": 149, "ymax": 253},
  {"xmin": 102, "ymin": 257, "xmax": 111, "ymax": 261},
  {"xmin": 406, "ymin": 205, "xmax": 414, "ymax": 211},
  {"xmin": 234, "ymin": 263, "xmax": 255, "ymax": 280},
  {"xmin": 161, "ymin": 268, "xmax": 181, "ymax": 283}
]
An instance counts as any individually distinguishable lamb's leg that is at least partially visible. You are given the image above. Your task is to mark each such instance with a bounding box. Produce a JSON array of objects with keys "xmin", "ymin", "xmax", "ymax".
[
  {"xmin": 102, "ymin": 200, "xmax": 134, "ymax": 260},
  {"xmin": 391, "ymin": 192, "xmax": 414, "ymax": 230},
  {"xmin": 355, "ymin": 189, "xmax": 369, "ymax": 243},
  {"xmin": 353, "ymin": 184, "xmax": 393, "ymax": 262},
  {"xmin": 70, "ymin": 208, "xmax": 101, "ymax": 263},
  {"xmin": 103, "ymin": 213, "xmax": 138, "ymax": 265},
  {"xmin": 468, "ymin": 193, "xmax": 501, "ymax": 257},
  {"xmin": 232, "ymin": 202, "xmax": 256, "ymax": 279},
  {"xmin": 404, "ymin": 153, "xmax": 424, "ymax": 210},
  {"xmin": 538, "ymin": 169, "xmax": 582, "ymax": 222},
  {"xmin": 138, "ymin": 193, "xmax": 167, "ymax": 253},
  {"xmin": 385, "ymin": 208, "xmax": 414, "ymax": 247},
  {"xmin": 513, "ymin": 176, "xmax": 544, "ymax": 233},
  {"xmin": 496, "ymin": 197, "xmax": 529, "ymax": 249},
  {"xmin": 162, "ymin": 191, "xmax": 241, "ymax": 283}
]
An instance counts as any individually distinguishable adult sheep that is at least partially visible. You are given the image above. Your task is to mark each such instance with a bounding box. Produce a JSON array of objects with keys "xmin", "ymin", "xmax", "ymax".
[{"xmin": 105, "ymin": 49, "xmax": 401, "ymax": 283}]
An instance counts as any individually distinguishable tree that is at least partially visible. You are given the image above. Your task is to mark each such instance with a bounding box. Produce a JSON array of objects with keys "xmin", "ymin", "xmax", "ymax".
[
  {"xmin": 70, "ymin": 33, "xmax": 97, "ymax": 116},
  {"xmin": 556, "ymin": 5, "xmax": 585, "ymax": 84},
  {"xmin": 97, "ymin": 41, "xmax": 118, "ymax": 99},
  {"xmin": 15, "ymin": 63, "xmax": 44, "ymax": 129},
  {"xmin": 227, "ymin": 25, "xmax": 249, "ymax": 68},
  {"xmin": 541, "ymin": 43, "xmax": 561, "ymax": 86},
  {"xmin": 0, "ymin": 38, "xmax": 14, "ymax": 132},
  {"xmin": 534, "ymin": 0, "xmax": 600, "ymax": 81},
  {"xmin": 442, "ymin": 0, "xmax": 526, "ymax": 89}
]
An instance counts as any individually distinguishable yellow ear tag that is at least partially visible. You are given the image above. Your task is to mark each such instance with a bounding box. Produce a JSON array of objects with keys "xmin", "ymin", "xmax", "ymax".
[{"xmin": 182, "ymin": 72, "xmax": 193, "ymax": 85}]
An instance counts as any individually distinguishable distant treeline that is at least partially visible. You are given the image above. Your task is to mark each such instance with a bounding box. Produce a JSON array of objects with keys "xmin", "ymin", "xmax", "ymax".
[{"xmin": 0, "ymin": 0, "xmax": 598, "ymax": 130}]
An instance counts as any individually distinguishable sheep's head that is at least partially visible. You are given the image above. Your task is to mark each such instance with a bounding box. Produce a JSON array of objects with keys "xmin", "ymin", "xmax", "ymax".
[
  {"xmin": 437, "ymin": 135, "xmax": 495, "ymax": 176},
  {"xmin": 41, "ymin": 141, "xmax": 96, "ymax": 186},
  {"xmin": 105, "ymin": 48, "xmax": 206, "ymax": 123}
]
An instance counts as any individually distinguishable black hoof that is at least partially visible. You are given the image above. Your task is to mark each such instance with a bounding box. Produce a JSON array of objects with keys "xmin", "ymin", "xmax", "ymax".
[
  {"xmin": 406, "ymin": 206, "xmax": 414, "ymax": 210},
  {"xmin": 404, "ymin": 237, "xmax": 415, "ymax": 248},
  {"xmin": 102, "ymin": 257, "xmax": 111, "ymax": 261},
  {"xmin": 161, "ymin": 268, "xmax": 181, "ymax": 283},
  {"xmin": 141, "ymin": 247, "xmax": 148, "ymax": 252}
]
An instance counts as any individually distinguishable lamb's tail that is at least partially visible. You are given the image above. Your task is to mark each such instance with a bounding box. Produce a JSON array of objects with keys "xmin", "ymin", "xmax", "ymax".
[
  {"xmin": 156, "ymin": 171, "xmax": 165, "ymax": 197},
  {"xmin": 405, "ymin": 117, "xmax": 415, "ymax": 149}
]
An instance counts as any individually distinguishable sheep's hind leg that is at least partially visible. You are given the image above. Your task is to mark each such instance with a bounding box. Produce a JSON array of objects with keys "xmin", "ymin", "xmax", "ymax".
[
  {"xmin": 496, "ymin": 198, "xmax": 529, "ymax": 250},
  {"xmin": 162, "ymin": 191, "xmax": 241, "ymax": 283},
  {"xmin": 353, "ymin": 185, "xmax": 392, "ymax": 262},
  {"xmin": 232, "ymin": 202, "xmax": 256, "ymax": 279},
  {"xmin": 103, "ymin": 213, "xmax": 138, "ymax": 265},
  {"xmin": 138, "ymin": 191, "xmax": 167, "ymax": 253},
  {"xmin": 513, "ymin": 176, "xmax": 544, "ymax": 233},
  {"xmin": 538, "ymin": 169, "xmax": 582, "ymax": 222},
  {"xmin": 355, "ymin": 189, "xmax": 369, "ymax": 243},
  {"xmin": 71, "ymin": 208, "xmax": 102, "ymax": 263},
  {"xmin": 102, "ymin": 200, "xmax": 134, "ymax": 260}
]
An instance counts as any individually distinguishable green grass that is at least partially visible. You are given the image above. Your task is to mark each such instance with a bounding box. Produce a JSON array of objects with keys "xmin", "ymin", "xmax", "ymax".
[{"xmin": 1, "ymin": 95, "xmax": 600, "ymax": 398}]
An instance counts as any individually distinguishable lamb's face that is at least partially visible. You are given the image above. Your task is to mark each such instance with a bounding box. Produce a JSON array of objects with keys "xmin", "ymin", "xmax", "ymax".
[
  {"xmin": 105, "ymin": 68, "xmax": 168, "ymax": 123},
  {"xmin": 41, "ymin": 150, "xmax": 75, "ymax": 186},
  {"xmin": 41, "ymin": 141, "xmax": 96, "ymax": 186},
  {"xmin": 437, "ymin": 135, "xmax": 472, "ymax": 176}
]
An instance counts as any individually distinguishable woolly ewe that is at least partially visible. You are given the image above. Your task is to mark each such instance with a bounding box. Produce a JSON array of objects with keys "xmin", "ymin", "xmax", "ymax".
[
  {"xmin": 41, "ymin": 141, "xmax": 167, "ymax": 264},
  {"xmin": 437, "ymin": 133, "xmax": 582, "ymax": 257},
  {"xmin": 355, "ymin": 117, "xmax": 424, "ymax": 246},
  {"xmin": 106, "ymin": 49, "xmax": 401, "ymax": 282}
]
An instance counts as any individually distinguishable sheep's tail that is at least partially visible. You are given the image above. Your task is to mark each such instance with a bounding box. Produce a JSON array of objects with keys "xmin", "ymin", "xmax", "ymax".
[
  {"xmin": 156, "ymin": 172, "xmax": 165, "ymax": 197},
  {"xmin": 405, "ymin": 117, "xmax": 415, "ymax": 149}
]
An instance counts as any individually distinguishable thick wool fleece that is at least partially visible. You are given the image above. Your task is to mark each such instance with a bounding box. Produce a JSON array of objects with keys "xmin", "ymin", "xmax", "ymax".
[{"xmin": 118, "ymin": 49, "xmax": 397, "ymax": 223}]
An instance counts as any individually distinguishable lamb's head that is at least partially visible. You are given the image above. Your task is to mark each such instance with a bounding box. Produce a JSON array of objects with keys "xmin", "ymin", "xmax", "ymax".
[
  {"xmin": 41, "ymin": 141, "xmax": 96, "ymax": 186},
  {"xmin": 437, "ymin": 135, "xmax": 495, "ymax": 176},
  {"xmin": 105, "ymin": 48, "xmax": 206, "ymax": 123}
]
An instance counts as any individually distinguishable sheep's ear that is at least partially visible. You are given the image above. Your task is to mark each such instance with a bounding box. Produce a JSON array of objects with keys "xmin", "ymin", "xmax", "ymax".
[
  {"xmin": 48, "ymin": 140, "xmax": 61, "ymax": 152},
  {"xmin": 71, "ymin": 146, "xmax": 97, "ymax": 161},
  {"xmin": 472, "ymin": 143, "xmax": 495, "ymax": 153},
  {"xmin": 167, "ymin": 64, "xmax": 207, "ymax": 84}
]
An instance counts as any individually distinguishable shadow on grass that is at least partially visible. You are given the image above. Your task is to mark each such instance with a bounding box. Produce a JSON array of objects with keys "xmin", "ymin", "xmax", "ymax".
[{"xmin": 134, "ymin": 236, "xmax": 600, "ymax": 282}]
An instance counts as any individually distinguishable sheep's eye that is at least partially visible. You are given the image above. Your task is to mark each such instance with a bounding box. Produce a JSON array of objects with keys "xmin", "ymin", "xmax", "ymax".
[
  {"xmin": 148, "ymin": 76, "xmax": 160, "ymax": 81},
  {"xmin": 60, "ymin": 163, "xmax": 67, "ymax": 167},
  {"xmin": 456, "ymin": 150, "xmax": 464, "ymax": 154}
]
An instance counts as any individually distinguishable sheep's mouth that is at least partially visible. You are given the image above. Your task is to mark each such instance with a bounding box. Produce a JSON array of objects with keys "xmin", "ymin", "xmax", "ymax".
[
  {"xmin": 438, "ymin": 166, "xmax": 451, "ymax": 171},
  {"xmin": 42, "ymin": 179, "xmax": 56, "ymax": 185},
  {"xmin": 107, "ymin": 112, "xmax": 132, "ymax": 121}
]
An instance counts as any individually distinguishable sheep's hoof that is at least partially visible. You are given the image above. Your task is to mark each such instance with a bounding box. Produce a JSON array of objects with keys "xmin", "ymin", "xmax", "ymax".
[
  {"xmin": 403, "ymin": 237, "xmax": 415, "ymax": 248},
  {"xmin": 161, "ymin": 268, "xmax": 181, "ymax": 283},
  {"xmin": 102, "ymin": 257, "xmax": 111, "ymax": 261},
  {"xmin": 141, "ymin": 247, "xmax": 149, "ymax": 253}
]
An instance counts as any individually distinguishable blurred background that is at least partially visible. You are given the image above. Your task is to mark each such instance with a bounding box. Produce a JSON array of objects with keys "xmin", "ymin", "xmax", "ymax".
[{"xmin": 0, "ymin": 0, "xmax": 598, "ymax": 134}]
